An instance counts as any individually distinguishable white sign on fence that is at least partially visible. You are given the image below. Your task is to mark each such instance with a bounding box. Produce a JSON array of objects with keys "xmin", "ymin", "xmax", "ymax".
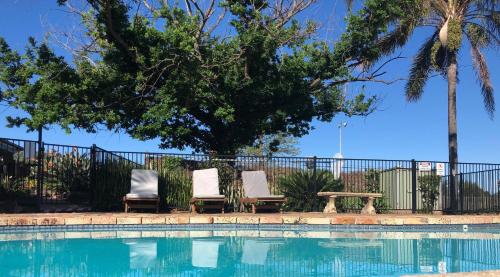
[
  {"xmin": 436, "ymin": 163, "xmax": 445, "ymax": 176},
  {"xmin": 418, "ymin": 162, "xmax": 432, "ymax": 171}
]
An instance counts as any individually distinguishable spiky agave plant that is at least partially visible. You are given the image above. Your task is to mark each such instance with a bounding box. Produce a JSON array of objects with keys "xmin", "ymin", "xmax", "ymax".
[
  {"xmin": 352, "ymin": 0, "xmax": 498, "ymax": 208},
  {"xmin": 278, "ymin": 170, "xmax": 343, "ymax": 212}
]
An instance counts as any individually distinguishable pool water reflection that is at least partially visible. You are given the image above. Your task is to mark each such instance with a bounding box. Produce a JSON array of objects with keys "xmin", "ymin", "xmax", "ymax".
[{"xmin": 0, "ymin": 230, "xmax": 499, "ymax": 276}]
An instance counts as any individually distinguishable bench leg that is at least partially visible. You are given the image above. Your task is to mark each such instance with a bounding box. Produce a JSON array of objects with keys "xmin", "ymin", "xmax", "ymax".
[
  {"xmin": 124, "ymin": 202, "xmax": 128, "ymax": 213},
  {"xmin": 190, "ymin": 203, "xmax": 197, "ymax": 214},
  {"xmin": 361, "ymin": 197, "xmax": 376, "ymax": 215},
  {"xmin": 323, "ymin": 196, "xmax": 337, "ymax": 213}
]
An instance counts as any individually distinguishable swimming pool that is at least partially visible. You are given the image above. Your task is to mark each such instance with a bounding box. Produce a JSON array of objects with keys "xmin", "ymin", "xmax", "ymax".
[{"xmin": 1, "ymin": 226, "xmax": 499, "ymax": 276}]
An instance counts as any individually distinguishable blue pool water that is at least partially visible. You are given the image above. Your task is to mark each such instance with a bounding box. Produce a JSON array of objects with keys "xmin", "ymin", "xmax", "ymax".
[{"xmin": 1, "ymin": 229, "xmax": 499, "ymax": 276}]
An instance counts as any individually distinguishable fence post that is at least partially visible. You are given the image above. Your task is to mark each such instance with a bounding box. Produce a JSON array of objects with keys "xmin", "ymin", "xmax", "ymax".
[
  {"xmin": 411, "ymin": 159, "xmax": 417, "ymax": 214},
  {"xmin": 312, "ymin": 156, "xmax": 318, "ymax": 211},
  {"xmin": 90, "ymin": 144, "xmax": 97, "ymax": 207},
  {"xmin": 312, "ymin": 156, "xmax": 317, "ymax": 175},
  {"xmin": 36, "ymin": 127, "xmax": 44, "ymax": 209},
  {"xmin": 459, "ymin": 173, "xmax": 464, "ymax": 214}
]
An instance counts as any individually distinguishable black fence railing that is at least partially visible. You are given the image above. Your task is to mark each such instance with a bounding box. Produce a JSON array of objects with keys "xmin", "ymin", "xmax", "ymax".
[{"xmin": 1, "ymin": 137, "xmax": 499, "ymax": 213}]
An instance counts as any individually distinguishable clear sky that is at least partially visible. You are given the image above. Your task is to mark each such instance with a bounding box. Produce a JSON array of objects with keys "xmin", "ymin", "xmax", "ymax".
[{"xmin": 0, "ymin": 1, "xmax": 499, "ymax": 163}]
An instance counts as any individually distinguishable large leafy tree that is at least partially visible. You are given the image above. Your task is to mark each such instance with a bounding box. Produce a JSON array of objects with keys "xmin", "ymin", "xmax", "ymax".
[
  {"xmin": 0, "ymin": 0, "xmax": 375, "ymax": 154},
  {"xmin": 239, "ymin": 132, "xmax": 300, "ymax": 157},
  {"xmin": 337, "ymin": 0, "xmax": 499, "ymax": 206}
]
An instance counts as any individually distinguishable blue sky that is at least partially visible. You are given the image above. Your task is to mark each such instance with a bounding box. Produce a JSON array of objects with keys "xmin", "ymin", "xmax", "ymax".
[{"xmin": 0, "ymin": 1, "xmax": 499, "ymax": 162}]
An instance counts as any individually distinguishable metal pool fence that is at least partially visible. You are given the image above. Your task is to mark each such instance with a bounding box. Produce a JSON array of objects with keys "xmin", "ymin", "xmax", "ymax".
[{"xmin": 1, "ymin": 137, "xmax": 499, "ymax": 213}]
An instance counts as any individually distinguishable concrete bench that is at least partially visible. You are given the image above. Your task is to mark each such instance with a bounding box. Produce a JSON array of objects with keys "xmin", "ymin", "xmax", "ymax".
[{"xmin": 317, "ymin": 192, "xmax": 383, "ymax": 215}]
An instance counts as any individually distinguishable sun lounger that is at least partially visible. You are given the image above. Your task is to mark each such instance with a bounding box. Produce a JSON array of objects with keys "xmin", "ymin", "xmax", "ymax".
[
  {"xmin": 240, "ymin": 171, "xmax": 286, "ymax": 213},
  {"xmin": 190, "ymin": 168, "xmax": 226, "ymax": 213},
  {"xmin": 123, "ymin": 169, "xmax": 159, "ymax": 213}
]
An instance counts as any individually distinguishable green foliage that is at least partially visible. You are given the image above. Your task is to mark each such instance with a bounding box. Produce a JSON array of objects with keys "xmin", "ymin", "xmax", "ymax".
[
  {"xmin": 0, "ymin": 37, "xmax": 82, "ymax": 132},
  {"xmin": 364, "ymin": 169, "xmax": 389, "ymax": 213},
  {"xmin": 466, "ymin": 24, "xmax": 490, "ymax": 47},
  {"xmin": 337, "ymin": 0, "xmax": 498, "ymax": 115},
  {"xmin": 418, "ymin": 174, "xmax": 441, "ymax": 213},
  {"xmin": 461, "ymin": 181, "xmax": 490, "ymax": 197},
  {"xmin": 0, "ymin": 1, "xmax": 375, "ymax": 155},
  {"xmin": 430, "ymin": 40, "xmax": 447, "ymax": 72},
  {"xmin": 157, "ymin": 156, "xmax": 192, "ymax": 210},
  {"xmin": 239, "ymin": 132, "xmax": 300, "ymax": 157},
  {"xmin": 44, "ymin": 150, "xmax": 91, "ymax": 203},
  {"xmin": 93, "ymin": 161, "xmax": 134, "ymax": 211},
  {"xmin": 2, "ymin": 180, "xmax": 32, "ymax": 203},
  {"xmin": 447, "ymin": 18, "xmax": 462, "ymax": 52},
  {"xmin": 279, "ymin": 170, "xmax": 343, "ymax": 212}
]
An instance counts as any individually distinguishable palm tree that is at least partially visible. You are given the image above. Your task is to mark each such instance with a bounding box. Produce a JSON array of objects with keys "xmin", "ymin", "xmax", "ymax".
[{"xmin": 361, "ymin": 0, "xmax": 498, "ymax": 209}]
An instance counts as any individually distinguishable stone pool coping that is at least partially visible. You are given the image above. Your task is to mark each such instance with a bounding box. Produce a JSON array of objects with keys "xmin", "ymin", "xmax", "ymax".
[{"xmin": 1, "ymin": 212, "xmax": 499, "ymax": 226}]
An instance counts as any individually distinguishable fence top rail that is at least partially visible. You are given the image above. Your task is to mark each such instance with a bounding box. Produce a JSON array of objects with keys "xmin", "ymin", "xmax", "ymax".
[
  {"xmin": 93, "ymin": 151, "xmax": 417, "ymax": 163},
  {"xmin": 0, "ymin": 137, "xmax": 38, "ymax": 144},
  {"xmin": 44, "ymin": 143, "xmax": 92, "ymax": 150},
  {"xmin": 2, "ymin": 137, "xmax": 500, "ymax": 166}
]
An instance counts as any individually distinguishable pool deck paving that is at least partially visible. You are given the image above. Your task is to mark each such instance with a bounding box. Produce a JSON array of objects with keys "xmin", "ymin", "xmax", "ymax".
[{"xmin": 0, "ymin": 212, "xmax": 499, "ymax": 227}]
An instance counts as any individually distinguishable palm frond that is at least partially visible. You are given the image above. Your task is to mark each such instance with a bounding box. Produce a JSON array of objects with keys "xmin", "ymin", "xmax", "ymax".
[
  {"xmin": 405, "ymin": 32, "xmax": 438, "ymax": 102},
  {"xmin": 473, "ymin": 0, "xmax": 499, "ymax": 13},
  {"xmin": 377, "ymin": 20, "xmax": 416, "ymax": 56},
  {"xmin": 430, "ymin": 1, "xmax": 448, "ymax": 19},
  {"xmin": 431, "ymin": 40, "xmax": 449, "ymax": 76},
  {"xmin": 470, "ymin": 43, "xmax": 495, "ymax": 117},
  {"xmin": 483, "ymin": 11, "xmax": 500, "ymax": 42},
  {"xmin": 465, "ymin": 22, "xmax": 500, "ymax": 45}
]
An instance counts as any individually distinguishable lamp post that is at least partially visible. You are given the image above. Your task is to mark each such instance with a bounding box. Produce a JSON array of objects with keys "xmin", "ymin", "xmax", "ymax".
[{"xmin": 338, "ymin": 122, "xmax": 347, "ymax": 156}]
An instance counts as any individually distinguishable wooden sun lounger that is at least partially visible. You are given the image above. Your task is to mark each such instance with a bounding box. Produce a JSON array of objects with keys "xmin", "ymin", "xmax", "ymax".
[
  {"xmin": 124, "ymin": 169, "xmax": 160, "ymax": 213},
  {"xmin": 240, "ymin": 171, "xmax": 286, "ymax": 214},
  {"xmin": 190, "ymin": 168, "xmax": 226, "ymax": 213},
  {"xmin": 190, "ymin": 196, "xmax": 226, "ymax": 214},
  {"xmin": 124, "ymin": 195, "xmax": 160, "ymax": 213},
  {"xmin": 240, "ymin": 197, "xmax": 286, "ymax": 214}
]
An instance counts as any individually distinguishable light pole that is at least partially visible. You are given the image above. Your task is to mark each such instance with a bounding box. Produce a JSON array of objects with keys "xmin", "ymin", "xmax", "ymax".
[{"xmin": 338, "ymin": 122, "xmax": 347, "ymax": 156}]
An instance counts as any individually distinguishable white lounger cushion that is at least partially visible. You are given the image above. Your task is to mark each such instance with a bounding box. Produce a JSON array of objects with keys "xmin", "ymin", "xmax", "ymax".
[
  {"xmin": 242, "ymin": 171, "xmax": 284, "ymax": 198},
  {"xmin": 192, "ymin": 168, "xmax": 223, "ymax": 198},
  {"xmin": 125, "ymin": 193, "xmax": 158, "ymax": 199},
  {"xmin": 129, "ymin": 169, "xmax": 158, "ymax": 197}
]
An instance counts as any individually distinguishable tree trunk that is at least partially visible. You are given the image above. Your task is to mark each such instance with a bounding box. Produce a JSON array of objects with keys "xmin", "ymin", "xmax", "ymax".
[{"xmin": 447, "ymin": 52, "xmax": 459, "ymax": 211}]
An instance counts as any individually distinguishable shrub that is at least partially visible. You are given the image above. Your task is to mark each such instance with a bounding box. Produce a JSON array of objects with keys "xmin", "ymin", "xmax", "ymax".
[
  {"xmin": 93, "ymin": 161, "xmax": 134, "ymax": 211},
  {"xmin": 159, "ymin": 156, "xmax": 192, "ymax": 210},
  {"xmin": 418, "ymin": 174, "xmax": 441, "ymax": 213},
  {"xmin": 47, "ymin": 151, "xmax": 91, "ymax": 203},
  {"xmin": 279, "ymin": 170, "xmax": 343, "ymax": 212},
  {"xmin": 364, "ymin": 169, "xmax": 389, "ymax": 213}
]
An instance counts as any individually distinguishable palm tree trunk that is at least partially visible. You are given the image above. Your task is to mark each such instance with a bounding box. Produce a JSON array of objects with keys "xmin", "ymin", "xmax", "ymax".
[{"xmin": 447, "ymin": 52, "xmax": 459, "ymax": 211}]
